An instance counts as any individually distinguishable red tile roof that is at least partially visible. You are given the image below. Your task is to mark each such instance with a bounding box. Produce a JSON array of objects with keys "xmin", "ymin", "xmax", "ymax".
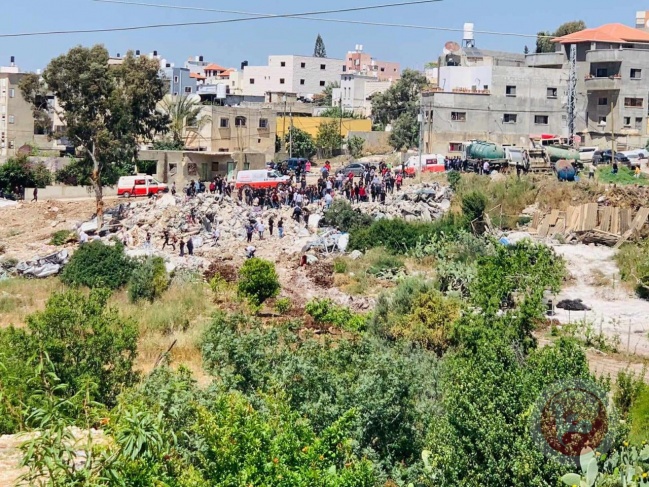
[
  {"xmin": 189, "ymin": 72, "xmax": 206, "ymax": 79},
  {"xmin": 204, "ymin": 63, "xmax": 227, "ymax": 72},
  {"xmin": 553, "ymin": 23, "xmax": 649, "ymax": 44}
]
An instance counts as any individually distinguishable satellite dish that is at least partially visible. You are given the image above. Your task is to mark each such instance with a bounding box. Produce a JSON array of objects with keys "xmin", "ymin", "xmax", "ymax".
[{"xmin": 443, "ymin": 41, "xmax": 461, "ymax": 54}]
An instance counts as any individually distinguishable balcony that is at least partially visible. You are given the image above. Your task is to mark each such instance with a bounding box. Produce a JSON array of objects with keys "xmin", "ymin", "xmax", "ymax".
[
  {"xmin": 525, "ymin": 52, "xmax": 565, "ymax": 68},
  {"xmin": 586, "ymin": 48, "xmax": 649, "ymax": 64},
  {"xmin": 584, "ymin": 75, "xmax": 621, "ymax": 91}
]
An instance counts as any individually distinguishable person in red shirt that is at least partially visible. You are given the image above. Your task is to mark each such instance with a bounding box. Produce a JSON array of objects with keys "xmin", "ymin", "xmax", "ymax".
[{"xmin": 358, "ymin": 185, "xmax": 367, "ymax": 202}]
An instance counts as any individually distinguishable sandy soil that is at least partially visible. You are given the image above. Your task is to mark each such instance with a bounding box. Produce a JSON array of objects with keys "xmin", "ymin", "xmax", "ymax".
[{"xmin": 550, "ymin": 243, "xmax": 649, "ymax": 356}]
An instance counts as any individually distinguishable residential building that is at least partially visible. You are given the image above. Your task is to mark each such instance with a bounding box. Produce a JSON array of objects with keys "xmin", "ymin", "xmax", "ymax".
[
  {"xmin": 239, "ymin": 55, "xmax": 346, "ymax": 98},
  {"xmin": 332, "ymin": 73, "xmax": 392, "ymax": 117},
  {"xmin": 345, "ymin": 45, "xmax": 401, "ymax": 81},
  {"xmin": 162, "ymin": 66, "xmax": 197, "ymax": 96},
  {"xmin": 0, "ymin": 58, "xmax": 51, "ymax": 157},
  {"xmin": 421, "ymin": 45, "xmax": 567, "ymax": 155},
  {"xmin": 543, "ymin": 23, "xmax": 649, "ymax": 149}
]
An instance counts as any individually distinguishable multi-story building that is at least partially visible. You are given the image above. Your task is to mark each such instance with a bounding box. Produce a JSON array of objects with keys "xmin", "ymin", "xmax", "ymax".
[
  {"xmin": 238, "ymin": 55, "xmax": 346, "ymax": 98},
  {"xmin": 332, "ymin": 73, "xmax": 392, "ymax": 117},
  {"xmin": 421, "ymin": 46, "xmax": 567, "ymax": 155},
  {"xmin": 161, "ymin": 66, "xmax": 197, "ymax": 96},
  {"xmin": 0, "ymin": 58, "xmax": 50, "ymax": 157},
  {"xmin": 345, "ymin": 45, "xmax": 401, "ymax": 81}
]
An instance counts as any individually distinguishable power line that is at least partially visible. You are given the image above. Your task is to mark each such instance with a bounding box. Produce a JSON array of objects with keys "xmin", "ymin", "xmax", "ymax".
[
  {"xmin": 0, "ymin": 0, "xmax": 443, "ymax": 38},
  {"xmin": 93, "ymin": 0, "xmax": 554, "ymax": 39}
]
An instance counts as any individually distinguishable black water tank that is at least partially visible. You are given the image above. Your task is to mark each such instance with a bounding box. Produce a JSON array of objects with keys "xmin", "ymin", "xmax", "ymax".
[{"xmin": 241, "ymin": 60, "xmax": 248, "ymax": 70}]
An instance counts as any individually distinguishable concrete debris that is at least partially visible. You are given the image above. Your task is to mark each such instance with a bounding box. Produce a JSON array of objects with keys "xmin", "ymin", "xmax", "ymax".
[
  {"xmin": 16, "ymin": 250, "xmax": 69, "ymax": 278},
  {"xmin": 349, "ymin": 250, "xmax": 363, "ymax": 260}
]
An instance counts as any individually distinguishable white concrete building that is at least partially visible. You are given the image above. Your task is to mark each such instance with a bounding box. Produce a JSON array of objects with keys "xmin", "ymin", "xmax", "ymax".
[
  {"xmin": 240, "ymin": 55, "xmax": 346, "ymax": 98},
  {"xmin": 332, "ymin": 74, "xmax": 392, "ymax": 117}
]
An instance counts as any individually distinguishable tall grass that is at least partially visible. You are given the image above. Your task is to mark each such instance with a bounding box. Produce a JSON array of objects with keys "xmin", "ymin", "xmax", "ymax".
[
  {"xmin": 0, "ymin": 278, "xmax": 64, "ymax": 327},
  {"xmin": 597, "ymin": 165, "xmax": 649, "ymax": 186}
]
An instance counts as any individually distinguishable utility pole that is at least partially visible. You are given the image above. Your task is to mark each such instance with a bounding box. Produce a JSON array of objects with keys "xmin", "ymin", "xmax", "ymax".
[
  {"xmin": 289, "ymin": 105, "xmax": 293, "ymax": 160},
  {"xmin": 611, "ymin": 101, "xmax": 616, "ymax": 161},
  {"xmin": 418, "ymin": 103, "xmax": 423, "ymax": 183},
  {"xmin": 282, "ymin": 93, "xmax": 287, "ymax": 153},
  {"xmin": 339, "ymin": 94, "xmax": 343, "ymax": 155}
]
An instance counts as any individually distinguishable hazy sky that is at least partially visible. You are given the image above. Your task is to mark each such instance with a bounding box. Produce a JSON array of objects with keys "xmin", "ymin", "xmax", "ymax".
[{"xmin": 1, "ymin": 0, "xmax": 647, "ymax": 72}]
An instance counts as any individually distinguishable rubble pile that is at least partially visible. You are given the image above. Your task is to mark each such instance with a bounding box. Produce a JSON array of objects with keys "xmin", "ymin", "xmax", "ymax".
[{"xmin": 354, "ymin": 184, "xmax": 452, "ymax": 222}]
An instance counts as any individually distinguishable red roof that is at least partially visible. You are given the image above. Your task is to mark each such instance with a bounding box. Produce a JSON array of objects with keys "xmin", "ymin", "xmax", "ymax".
[
  {"xmin": 553, "ymin": 23, "xmax": 649, "ymax": 44},
  {"xmin": 189, "ymin": 72, "xmax": 206, "ymax": 79},
  {"xmin": 220, "ymin": 68, "xmax": 235, "ymax": 76},
  {"xmin": 204, "ymin": 63, "xmax": 226, "ymax": 72}
]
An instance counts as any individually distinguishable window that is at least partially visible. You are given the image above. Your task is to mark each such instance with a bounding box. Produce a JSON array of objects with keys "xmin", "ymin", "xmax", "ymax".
[
  {"xmin": 506, "ymin": 85, "xmax": 516, "ymax": 97},
  {"xmin": 342, "ymin": 66, "xmax": 347, "ymax": 72},
  {"xmin": 280, "ymin": 78, "xmax": 285, "ymax": 84},
  {"xmin": 631, "ymin": 68, "xmax": 642, "ymax": 79},
  {"xmin": 534, "ymin": 115, "xmax": 549, "ymax": 125},
  {"xmin": 636, "ymin": 117, "xmax": 643, "ymax": 130},
  {"xmin": 625, "ymin": 97, "xmax": 644, "ymax": 108},
  {"xmin": 380, "ymin": 67, "xmax": 385, "ymax": 72},
  {"xmin": 174, "ymin": 76, "xmax": 179, "ymax": 83},
  {"xmin": 300, "ymin": 79, "xmax": 305, "ymax": 85},
  {"xmin": 219, "ymin": 117, "xmax": 229, "ymax": 128},
  {"xmin": 449, "ymin": 142, "xmax": 464, "ymax": 152},
  {"xmin": 184, "ymin": 86, "xmax": 192, "ymax": 93},
  {"xmin": 259, "ymin": 118, "xmax": 268, "ymax": 129},
  {"xmin": 243, "ymin": 162, "xmax": 250, "ymax": 170},
  {"xmin": 599, "ymin": 116, "xmax": 608, "ymax": 125},
  {"xmin": 624, "ymin": 117, "xmax": 631, "ymax": 126},
  {"xmin": 301, "ymin": 62, "xmax": 306, "ymax": 68},
  {"xmin": 503, "ymin": 113, "xmax": 518, "ymax": 123},
  {"xmin": 235, "ymin": 116, "xmax": 247, "ymax": 127},
  {"xmin": 451, "ymin": 111, "xmax": 466, "ymax": 122},
  {"xmin": 8, "ymin": 115, "xmax": 14, "ymax": 124},
  {"xmin": 8, "ymin": 88, "xmax": 14, "ymax": 98},
  {"xmin": 320, "ymin": 81, "xmax": 326, "ymax": 87},
  {"xmin": 547, "ymin": 87, "xmax": 558, "ymax": 98},
  {"xmin": 280, "ymin": 61, "xmax": 286, "ymax": 67},
  {"xmin": 8, "ymin": 140, "xmax": 14, "ymax": 149},
  {"xmin": 598, "ymin": 97, "xmax": 608, "ymax": 106},
  {"xmin": 249, "ymin": 78, "xmax": 255, "ymax": 84},
  {"xmin": 320, "ymin": 64, "xmax": 326, "ymax": 70},
  {"xmin": 595, "ymin": 68, "xmax": 608, "ymax": 78}
]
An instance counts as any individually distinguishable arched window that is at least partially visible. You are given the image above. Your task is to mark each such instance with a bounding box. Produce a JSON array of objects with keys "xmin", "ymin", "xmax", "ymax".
[{"xmin": 235, "ymin": 116, "xmax": 247, "ymax": 127}]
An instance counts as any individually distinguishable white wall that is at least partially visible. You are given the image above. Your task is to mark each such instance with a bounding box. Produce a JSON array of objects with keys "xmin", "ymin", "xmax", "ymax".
[{"xmin": 438, "ymin": 66, "xmax": 493, "ymax": 92}]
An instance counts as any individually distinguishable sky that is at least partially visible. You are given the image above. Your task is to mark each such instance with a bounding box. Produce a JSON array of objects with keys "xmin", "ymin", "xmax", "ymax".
[{"xmin": 1, "ymin": 0, "xmax": 649, "ymax": 72}]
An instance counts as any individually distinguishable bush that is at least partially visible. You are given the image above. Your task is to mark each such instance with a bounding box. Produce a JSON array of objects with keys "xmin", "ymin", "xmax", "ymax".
[
  {"xmin": 447, "ymin": 170, "xmax": 461, "ymax": 191},
  {"xmin": 614, "ymin": 368, "xmax": 646, "ymax": 418},
  {"xmin": 320, "ymin": 199, "xmax": 373, "ymax": 233},
  {"xmin": 128, "ymin": 256, "xmax": 169, "ymax": 303},
  {"xmin": 274, "ymin": 297, "xmax": 292, "ymax": 314},
  {"xmin": 348, "ymin": 135, "xmax": 365, "ymax": 158},
  {"xmin": 237, "ymin": 258, "xmax": 280, "ymax": 306},
  {"xmin": 61, "ymin": 241, "xmax": 133, "ymax": 289},
  {"xmin": 305, "ymin": 298, "xmax": 367, "ymax": 331},
  {"xmin": 49, "ymin": 230, "xmax": 75, "ymax": 246},
  {"xmin": 0, "ymin": 154, "xmax": 51, "ymax": 193},
  {"xmin": 333, "ymin": 258, "xmax": 348, "ymax": 274},
  {"xmin": 366, "ymin": 253, "xmax": 404, "ymax": 277},
  {"xmin": 461, "ymin": 190, "xmax": 488, "ymax": 222},
  {"xmin": 616, "ymin": 241, "xmax": 649, "ymax": 300}
]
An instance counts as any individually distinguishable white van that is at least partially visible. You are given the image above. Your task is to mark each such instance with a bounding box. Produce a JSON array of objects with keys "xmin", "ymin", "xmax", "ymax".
[
  {"xmin": 235, "ymin": 170, "xmax": 291, "ymax": 190},
  {"xmin": 117, "ymin": 175, "xmax": 168, "ymax": 197},
  {"xmin": 578, "ymin": 147, "xmax": 598, "ymax": 162}
]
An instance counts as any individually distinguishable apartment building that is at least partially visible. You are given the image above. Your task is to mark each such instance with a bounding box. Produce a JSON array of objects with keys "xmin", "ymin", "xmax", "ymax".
[
  {"xmin": 162, "ymin": 66, "xmax": 197, "ymax": 96},
  {"xmin": 0, "ymin": 59, "xmax": 50, "ymax": 157},
  {"xmin": 345, "ymin": 45, "xmax": 401, "ymax": 81},
  {"xmin": 421, "ymin": 47, "xmax": 567, "ymax": 155},
  {"xmin": 332, "ymin": 73, "xmax": 392, "ymax": 117},
  {"xmin": 239, "ymin": 55, "xmax": 346, "ymax": 98}
]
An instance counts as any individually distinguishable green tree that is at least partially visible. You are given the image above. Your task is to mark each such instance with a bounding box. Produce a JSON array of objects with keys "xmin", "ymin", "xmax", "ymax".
[
  {"xmin": 315, "ymin": 81, "xmax": 340, "ymax": 107},
  {"xmin": 348, "ymin": 135, "xmax": 365, "ymax": 158},
  {"xmin": 0, "ymin": 154, "xmax": 51, "ymax": 195},
  {"xmin": 284, "ymin": 126, "xmax": 316, "ymax": 158},
  {"xmin": 18, "ymin": 73, "xmax": 53, "ymax": 136},
  {"xmin": 128, "ymin": 256, "xmax": 170, "ymax": 303},
  {"xmin": 524, "ymin": 45, "xmax": 530, "ymax": 55},
  {"xmin": 237, "ymin": 258, "xmax": 280, "ymax": 307},
  {"xmin": 61, "ymin": 240, "xmax": 134, "ymax": 290},
  {"xmin": 536, "ymin": 20, "xmax": 586, "ymax": 53},
  {"xmin": 316, "ymin": 119, "xmax": 343, "ymax": 157},
  {"xmin": 314, "ymin": 33, "xmax": 327, "ymax": 58},
  {"xmin": 319, "ymin": 106, "xmax": 360, "ymax": 119},
  {"xmin": 36, "ymin": 46, "xmax": 169, "ymax": 226},
  {"xmin": 371, "ymin": 69, "xmax": 428, "ymax": 149},
  {"xmin": 158, "ymin": 95, "xmax": 211, "ymax": 149}
]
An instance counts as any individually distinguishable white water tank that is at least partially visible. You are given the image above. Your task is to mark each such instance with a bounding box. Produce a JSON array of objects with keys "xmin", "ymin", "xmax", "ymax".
[{"xmin": 463, "ymin": 23, "xmax": 474, "ymax": 41}]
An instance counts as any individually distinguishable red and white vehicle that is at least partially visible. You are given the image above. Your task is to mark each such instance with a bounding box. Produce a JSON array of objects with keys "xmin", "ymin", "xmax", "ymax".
[
  {"xmin": 235, "ymin": 170, "xmax": 291, "ymax": 191},
  {"xmin": 403, "ymin": 155, "xmax": 445, "ymax": 176},
  {"xmin": 117, "ymin": 175, "xmax": 168, "ymax": 198}
]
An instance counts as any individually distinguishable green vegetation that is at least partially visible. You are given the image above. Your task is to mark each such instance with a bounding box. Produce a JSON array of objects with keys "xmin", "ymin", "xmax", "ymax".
[
  {"xmin": 321, "ymin": 199, "xmax": 374, "ymax": 232},
  {"xmin": 597, "ymin": 165, "xmax": 649, "ymax": 186},
  {"xmin": 616, "ymin": 240, "xmax": 649, "ymax": 299},
  {"xmin": 0, "ymin": 154, "xmax": 51, "ymax": 196},
  {"xmin": 283, "ymin": 127, "xmax": 316, "ymax": 158},
  {"xmin": 536, "ymin": 20, "xmax": 586, "ymax": 53},
  {"xmin": 237, "ymin": 257, "xmax": 280, "ymax": 307},
  {"xmin": 128, "ymin": 256, "xmax": 170, "ymax": 303},
  {"xmin": 315, "ymin": 119, "xmax": 343, "ymax": 158},
  {"xmin": 49, "ymin": 229, "xmax": 75, "ymax": 246},
  {"xmin": 274, "ymin": 297, "xmax": 292, "ymax": 315},
  {"xmin": 305, "ymin": 298, "xmax": 367, "ymax": 331},
  {"xmin": 347, "ymin": 135, "xmax": 365, "ymax": 158},
  {"xmin": 61, "ymin": 241, "xmax": 133, "ymax": 290}
]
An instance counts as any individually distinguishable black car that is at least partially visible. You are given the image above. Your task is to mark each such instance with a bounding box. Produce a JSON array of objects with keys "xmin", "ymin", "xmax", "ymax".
[{"xmin": 600, "ymin": 150, "xmax": 630, "ymax": 165}]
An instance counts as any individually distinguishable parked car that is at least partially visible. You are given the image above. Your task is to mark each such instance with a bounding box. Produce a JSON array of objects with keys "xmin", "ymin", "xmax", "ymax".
[
  {"xmin": 117, "ymin": 175, "xmax": 168, "ymax": 198},
  {"xmin": 336, "ymin": 162, "xmax": 368, "ymax": 177},
  {"xmin": 600, "ymin": 150, "xmax": 631, "ymax": 165}
]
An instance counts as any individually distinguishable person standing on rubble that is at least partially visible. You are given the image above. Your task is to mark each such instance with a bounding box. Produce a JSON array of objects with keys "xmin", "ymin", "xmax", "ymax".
[
  {"xmin": 187, "ymin": 236, "xmax": 194, "ymax": 256},
  {"xmin": 268, "ymin": 216, "xmax": 275, "ymax": 237},
  {"xmin": 179, "ymin": 237, "xmax": 185, "ymax": 256},
  {"xmin": 278, "ymin": 218, "xmax": 284, "ymax": 238},
  {"xmin": 162, "ymin": 229, "xmax": 171, "ymax": 250},
  {"xmin": 212, "ymin": 227, "xmax": 220, "ymax": 246},
  {"xmin": 245, "ymin": 221, "xmax": 254, "ymax": 243},
  {"xmin": 171, "ymin": 182, "xmax": 176, "ymax": 196},
  {"xmin": 256, "ymin": 220, "xmax": 265, "ymax": 240}
]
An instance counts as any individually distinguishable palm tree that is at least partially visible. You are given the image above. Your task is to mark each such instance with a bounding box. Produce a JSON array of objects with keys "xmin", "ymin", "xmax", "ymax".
[{"xmin": 158, "ymin": 95, "xmax": 211, "ymax": 149}]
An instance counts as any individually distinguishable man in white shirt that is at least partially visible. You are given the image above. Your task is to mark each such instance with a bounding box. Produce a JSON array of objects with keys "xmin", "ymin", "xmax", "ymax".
[{"xmin": 256, "ymin": 221, "xmax": 265, "ymax": 240}]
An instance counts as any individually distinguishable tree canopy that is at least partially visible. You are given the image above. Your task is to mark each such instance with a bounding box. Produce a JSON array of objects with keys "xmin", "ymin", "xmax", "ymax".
[
  {"xmin": 316, "ymin": 119, "xmax": 343, "ymax": 157},
  {"xmin": 371, "ymin": 69, "xmax": 428, "ymax": 150},
  {"xmin": 536, "ymin": 20, "xmax": 586, "ymax": 53},
  {"xmin": 158, "ymin": 95, "xmax": 211, "ymax": 150},
  {"xmin": 313, "ymin": 34, "xmax": 327, "ymax": 58},
  {"xmin": 33, "ymin": 45, "xmax": 169, "ymax": 225},
  {"xmin": 283, "ymin": 126, "xmax": 316, "ymax": 158}
]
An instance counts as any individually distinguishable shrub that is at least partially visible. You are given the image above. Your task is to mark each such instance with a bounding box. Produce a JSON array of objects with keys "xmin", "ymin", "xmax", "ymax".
[
  {"xmin": 447, "ymin": 170, "xmax": 461, "ymax": 191},
  {"xmin": 333, "ymin": 258, "xmax": 348, "ymax": 274},
  {"xmin": 629, "ymin": 386, "xmax": 649, "ymax": 444},
  {"xmin": 49, "ymin": 230, "xmax": 75, "ymax": 246},
  {"xmin": 128, "ymin": 256, "xmax": 169, "ymax": 303},
  {"xmin": 320, "ymin": 199, "xmax": 373, "ymax": 232},
  {"xmin": 461, "ymin": 190, "xmax": 488, "ymax": 222},
  {"xmin": 366, "ymin": 253, "xmax": 404, "ymax": 277},
  {"xmin": 614, "ymin": 368, "xmax": 646, "ymax": 418},
  {"xmin": 204, "ymin": 261, "xmax": 238, "ymax": 283},
  {"xmin": 274, "ymin": 297, "xmax": 292, "ymax": 314},
  {"xmin": 237, "ymin": 258, "xmax": 280, "ymax": 306},
  {"xmin": 61, "ymin": 241, "xmax": 133, "ymax": 289},
  {"xmin": 616, "ymin": 241, "xmax": 649, "ymax": 299},
  {"xmin": 305, "ymin": 298, "xmax": 366, "ymax": 331},
  {"xmin": 348, "ymin": 135, "xmax": 365, "ymax": 158}
]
